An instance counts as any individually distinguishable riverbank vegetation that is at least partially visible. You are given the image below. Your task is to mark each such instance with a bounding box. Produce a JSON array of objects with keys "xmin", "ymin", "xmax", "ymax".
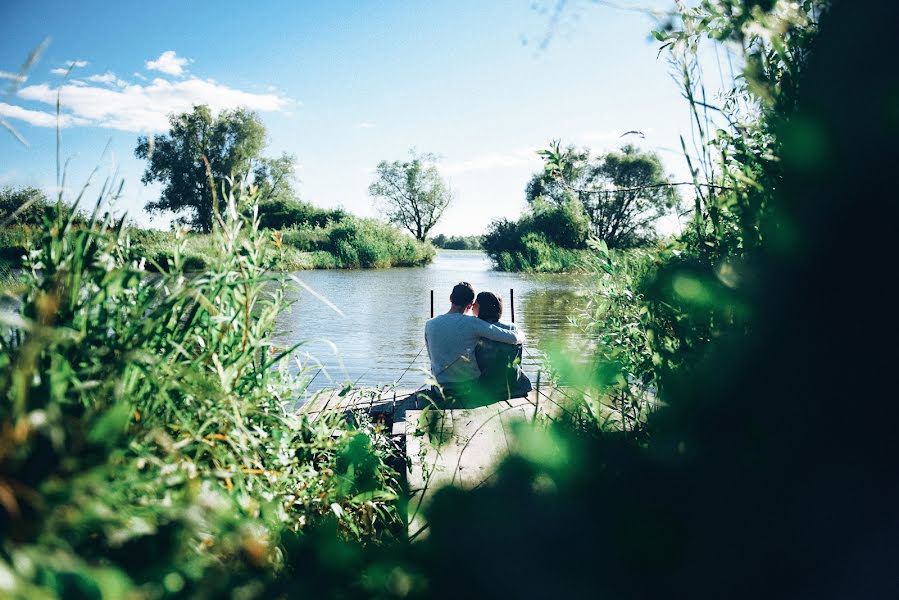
[
  {"xmin": 1, "ymin": 174, "xmax": 434, "ymax": 274},
  {"xmin": 429, "ymin": 234, "xmax": 482, "ymax": 250},
  {"xmin": 4, "ymin": 0, "xmax": 896, "ymax": 596},
  {"xmin": 483, "ymin": 145, "xmax": 677, "ymax": 272}
]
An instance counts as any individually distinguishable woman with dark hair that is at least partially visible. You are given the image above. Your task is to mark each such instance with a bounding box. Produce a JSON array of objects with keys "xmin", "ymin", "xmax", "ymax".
[{"xmin": 472, "ymin": 291, "xmax": 532, "ymax": 400}]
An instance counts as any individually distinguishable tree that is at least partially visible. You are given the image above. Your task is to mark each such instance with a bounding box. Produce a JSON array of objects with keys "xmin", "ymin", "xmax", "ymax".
[
  {"xmin": 535, "ymin": 143, "xmax": 679, "ymax": 248},
  {"xmin": 525, "ymin": 144, "xmax": 590, "ymax": 206},
  {"xmin": 135, "ymin": 105, "xmax": 266, "ymax": 232},
  {"xmin": 252, "ymin": 153, "xmax": 297, "ymax": 205},
  {"xmin": 0, "ymin": 186, "xmax": 75, "ymax": 226},
  {"xmin": 368, "ymin": 151, "xmax": 453, "ymax": 242},
  {"xmin": 584, "ymin": 145, "xmax": 679, "ymax": 248}
]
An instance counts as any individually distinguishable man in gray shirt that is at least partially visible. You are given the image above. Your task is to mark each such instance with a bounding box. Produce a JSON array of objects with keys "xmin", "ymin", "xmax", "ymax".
[{"xmin": 424, "ymin": 282, "xmax": 526, "ymax": 402}]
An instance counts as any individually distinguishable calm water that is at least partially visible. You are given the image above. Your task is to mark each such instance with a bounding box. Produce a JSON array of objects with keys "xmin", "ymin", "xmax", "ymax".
[{"xmin": 273, "ymin": 250, "xmax": 588, "ymax": 391}]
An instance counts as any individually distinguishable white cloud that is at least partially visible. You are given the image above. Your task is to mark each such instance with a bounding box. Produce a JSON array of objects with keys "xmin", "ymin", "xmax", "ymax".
[
  {"xmin": 132, "ymin": 72, "xmax": 147, "ymax": 80},
  {"xmin": 87, "ymin": 71, "xmax": 126, "ymax": 86},
  {"xmin": 439, "ymin": 147, "xmax": 542, "ymax": 176},
  {"xmin": 50, "ymin": 60, "xmax": 89, "ymax": 76},
  {"xmin": 354, "ymin": 121, "xmax": 376, "ymax": 129},
  {"xmin": 0, "ymin": 71, "xmax": 26, "ymax": 83},
  {"xmin": 145, "ymin": 51, "xmax": 190, "ymax": 76},
  {"xmin": 16, "ymin": 77, "xmax": 292, "ymax": 132},
  {"xmin": 0, "ymin": 102, "xmax": 87, "ymax": 128}
]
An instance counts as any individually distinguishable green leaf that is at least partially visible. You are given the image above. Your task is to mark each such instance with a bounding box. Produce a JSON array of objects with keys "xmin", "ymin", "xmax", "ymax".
[{"xmin": 87, "ymin": 402, "xmax": 132, "ymax": 447}]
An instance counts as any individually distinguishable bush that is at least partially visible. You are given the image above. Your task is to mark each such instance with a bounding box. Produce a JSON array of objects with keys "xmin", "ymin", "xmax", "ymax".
[
  {"xmin": 322, "ymin": 217, "xmax": 435, "ymax": 268},
  {"xmin": 529, "ymin": 197, "xmax": 589, "ymax": 249},
  {"xmin": 0, "ymin": 186, "xmax": 79, "ymax": 226},
  {"xmin": 482, "ymin": 202, "xmax": 589, "ymax": 272},
  {"xmin": 0, "ymin": 225, "xmax": 29, "ymax": 263},
  {"xmin": 250, "ymin": 197, "xmax": 346, "ymax": 230},
  {"xmin": 281, "ymin": 225, "xmax": 331, "ymax": 252}
]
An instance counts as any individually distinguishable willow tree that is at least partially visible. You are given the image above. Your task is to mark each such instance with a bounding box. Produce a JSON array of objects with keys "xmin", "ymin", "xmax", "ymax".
[{"xmin": 368, "ymin": 151, "xmax": 452, "ymax": 241}]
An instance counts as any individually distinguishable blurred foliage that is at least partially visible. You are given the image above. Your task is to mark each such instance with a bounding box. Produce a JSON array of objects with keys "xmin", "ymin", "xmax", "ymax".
[{"xmin": 0, "ymin": 177, "xmax": 404, "ymax": 597}]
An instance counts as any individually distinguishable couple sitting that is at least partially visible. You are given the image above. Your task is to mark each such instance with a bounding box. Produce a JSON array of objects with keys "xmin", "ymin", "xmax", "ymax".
[{"xmin": 424, "ymin": 282, "xmax": 533, "ymax": 406}]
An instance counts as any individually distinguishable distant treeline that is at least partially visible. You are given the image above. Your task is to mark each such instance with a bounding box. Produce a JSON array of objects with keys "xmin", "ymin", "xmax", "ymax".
[{"xmin": 429, "ymin": 233, "xmax": 483, "ymax": 250}]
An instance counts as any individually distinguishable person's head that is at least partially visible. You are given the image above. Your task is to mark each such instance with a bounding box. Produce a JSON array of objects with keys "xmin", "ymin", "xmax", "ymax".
[
  {"xmin": 474, "ymin": 291, "xmax": 502, "ymax": 323},
  {"xmin": 450, "ymin": 282, "xmax": 475, "ymax": 310}
]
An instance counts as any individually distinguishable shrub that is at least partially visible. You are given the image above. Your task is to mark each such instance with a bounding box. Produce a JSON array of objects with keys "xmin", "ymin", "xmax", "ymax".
[
  {"xmin": 483, "ymin": 207, "xmax": 588, "ymax": 272},
  {"xmin": 0, "ymin": 225, "xmax": 29, "ymax": 263},
  {"xmin": 323, "ymin": 216, "xmax": 434, "ymax": 268},
  {"xmin": 252, "ymin": 197, "xmax": 346, "ymax": 230},
  {"xmin": 529, "ymin": 197, "xmax": 589, "ymax": 249},
  {"xmin": 0, "ymin": 186, "xmax": 79, "ymax": 226}
]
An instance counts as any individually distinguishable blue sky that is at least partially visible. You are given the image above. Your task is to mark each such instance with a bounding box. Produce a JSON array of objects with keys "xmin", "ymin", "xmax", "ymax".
[{"xmin": 1, "ymin": 0, "xmax": 701, "ymax": 236}]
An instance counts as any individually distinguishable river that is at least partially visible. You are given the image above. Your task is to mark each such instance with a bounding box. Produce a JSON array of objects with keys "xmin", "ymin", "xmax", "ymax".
[{"xmin": 273, "ymin": 250, "xmax": 589, "ymax": 391}]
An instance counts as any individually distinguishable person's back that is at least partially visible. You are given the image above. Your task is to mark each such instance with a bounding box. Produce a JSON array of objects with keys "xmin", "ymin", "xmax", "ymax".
[
  {"xmin": 471, "ymin": 291, "xmax": 532, "ymax": 400},
  {"xmin": 475, "ymin": 321, "xmax": 532, "ymax": 400},
  {"xmin": 424, "ymin": 283, "xmax": 525, "ymax": 400}
]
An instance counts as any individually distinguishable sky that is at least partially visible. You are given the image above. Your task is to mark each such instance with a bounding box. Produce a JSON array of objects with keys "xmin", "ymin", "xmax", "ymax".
[{"xmin": 0, "ymin": 0, "xmax": 707, "ymax": 236}]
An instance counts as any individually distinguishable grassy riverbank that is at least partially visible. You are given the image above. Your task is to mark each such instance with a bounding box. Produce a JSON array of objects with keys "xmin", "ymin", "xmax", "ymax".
[{"xmin": 0, "ymin": 214, "xmax": 435, "ymax": 273}]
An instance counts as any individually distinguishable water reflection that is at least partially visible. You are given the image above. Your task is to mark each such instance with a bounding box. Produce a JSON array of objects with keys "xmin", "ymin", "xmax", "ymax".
[{"xmin": 273, "ymin": 250, "xmax": 588, "ymax": 391}]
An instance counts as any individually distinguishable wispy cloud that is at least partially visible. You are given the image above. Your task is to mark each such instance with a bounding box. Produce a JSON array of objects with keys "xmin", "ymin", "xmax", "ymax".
[
  {"xmin": 0, "ymin": 71, "xmax": 27, "ymax": 84},
  {"xmin": 354, "ymin": 121, "xmax": 376, "ymax": 129},
  {"xmin": 49, "ymin": 60, "xmax": 89, "ymax": 76},
  {"xmin": 86, "ymin": 71, "xmax": 127, "ymax": 86},
  {"xmin": 0, "ymin": 101, "xmax": 87, "ymax": 128},
  {"xmin": 145, "ymin": 50, "xmax": 189, "ymax": 76},
  {"xmin": 438, "ymin": 147, "xmax": 542, "ymax": 176},
  {"xmin": 15, "ymin": 76, "xmax": 291, "ymax": 132}
]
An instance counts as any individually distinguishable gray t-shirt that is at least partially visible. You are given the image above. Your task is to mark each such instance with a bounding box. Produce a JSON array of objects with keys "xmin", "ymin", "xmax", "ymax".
[{"xmin": 424, "ymin": 313, "xmax": 526, "ymax": 384}]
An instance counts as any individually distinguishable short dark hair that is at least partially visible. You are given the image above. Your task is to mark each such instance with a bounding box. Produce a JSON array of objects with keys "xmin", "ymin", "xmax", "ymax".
[
  {"xmin": 475, "ymin": 291, "xmax": 502, "ymax": 323},
  {"xmin": 450, "ymin": 282, "xmax": 475, "ymax": 307}
]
